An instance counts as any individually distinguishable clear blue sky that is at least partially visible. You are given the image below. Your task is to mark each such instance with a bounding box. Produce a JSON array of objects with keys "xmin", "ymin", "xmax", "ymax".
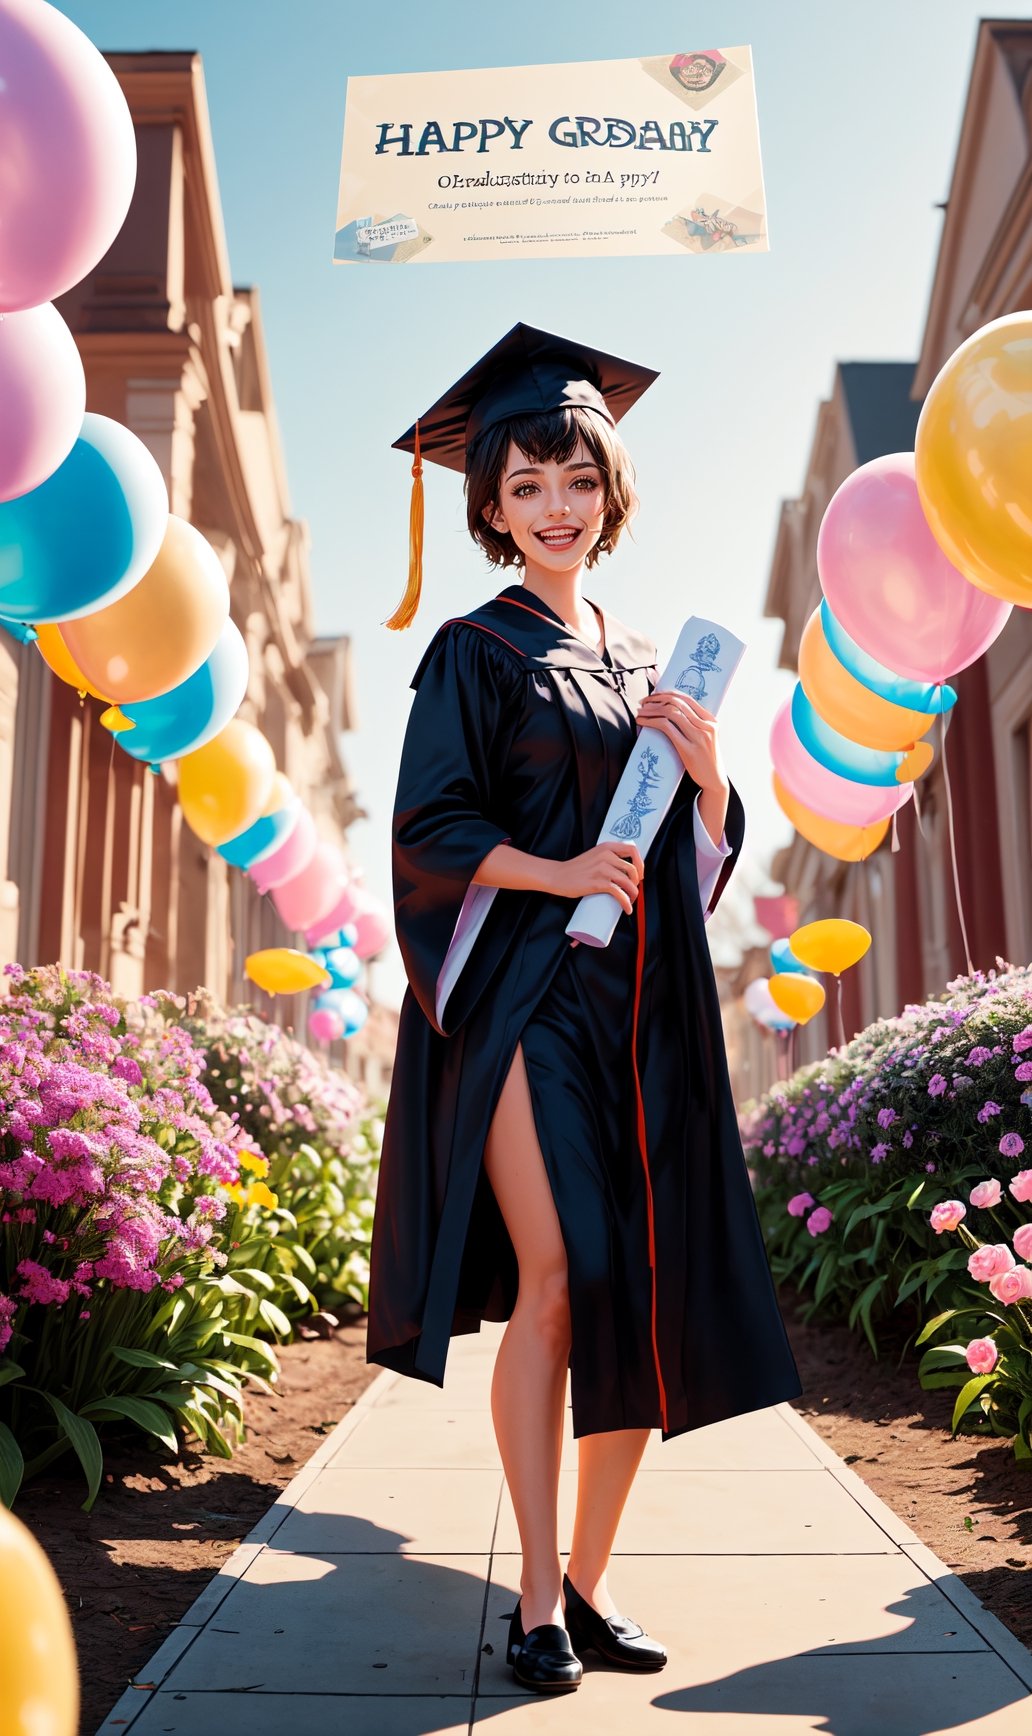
[{"xmin": 59, "ymin": 1, "xmax": 1026, "ymax": 1009}]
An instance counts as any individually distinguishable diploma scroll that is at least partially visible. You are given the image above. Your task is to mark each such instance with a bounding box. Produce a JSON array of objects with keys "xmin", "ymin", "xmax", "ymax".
[{"xmin": 565, "ymin": 617, "xmax": 746, "ymax": 948}]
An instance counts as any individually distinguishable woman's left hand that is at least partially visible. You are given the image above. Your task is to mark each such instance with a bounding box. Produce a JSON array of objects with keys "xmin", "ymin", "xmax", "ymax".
[{"xmin": 636, "ymin": 690, "xmax": 727, "ymax": 792}]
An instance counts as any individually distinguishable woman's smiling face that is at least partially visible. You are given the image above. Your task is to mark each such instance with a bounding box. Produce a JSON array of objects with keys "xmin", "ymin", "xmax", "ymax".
[{"xmin": 488, "ymin": 437, "xmax": 606, "ymax": 570}]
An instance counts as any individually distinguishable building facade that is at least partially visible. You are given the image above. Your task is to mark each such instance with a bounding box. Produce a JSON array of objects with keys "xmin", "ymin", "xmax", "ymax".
[
  {"xmin": 0, "ymin": 52, "xmax": 397, "ymax": 1087},
  {"xmin": 738, "ymin": 21, "xmax": 1032, "ymax": 1097}
]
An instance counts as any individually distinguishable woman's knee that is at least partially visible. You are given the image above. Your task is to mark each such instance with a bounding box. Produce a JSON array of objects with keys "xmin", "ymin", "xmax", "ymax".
[{"xmin": 520, "ymin": 1259, "xmax": 572, "ymax": 1356}]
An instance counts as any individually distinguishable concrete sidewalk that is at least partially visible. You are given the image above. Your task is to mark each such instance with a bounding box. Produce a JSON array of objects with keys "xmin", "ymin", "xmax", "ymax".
[{"xmin": 99, "ymin": 1322, "xmax": 1032, "ymax": 1736}]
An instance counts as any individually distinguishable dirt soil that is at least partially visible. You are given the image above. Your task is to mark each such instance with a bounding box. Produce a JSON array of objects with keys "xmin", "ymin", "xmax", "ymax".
[{"xmin": 15, "ymin": 1292, "xmax": 1032, "ymax": 1734}]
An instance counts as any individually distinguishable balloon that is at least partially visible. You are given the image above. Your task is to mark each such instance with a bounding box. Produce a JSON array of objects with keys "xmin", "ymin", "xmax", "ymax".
[
  {"xmin": 790, "ymin": 918, "xmax": 872, "ymax": 976},
  {"xmin": 1, "ymin": 619, "xmax": 37, "ymax": 644},
  {"xmin": 915, "ymin": 313, "xmax": 1032, "ymax": 607},
  {"xmin": 249, "ymin": 805, "xmax": 318, "ymax": 895},
  {"xmin": 305, "ymin": 881, "xmax": 359, "ymax": 948},
  {"xmin": 63, "ymin": 515, "xmax": 229, "ymax": 702},
  {"xmin": 817, "ymin": 453, "xmax": 1011, "ymax": 678},
  {"xmin": 0, "ymin": 414, "xmax": 167, "ymax": 623},
  {"xmin": 769, "ymin": 972, "xmax": 826, "ymax": 1025},
  {"xmin": 770, "ymin": 698, "xmax": 914, "ymax": 827},
  {"xmin": 271, "ymin": 841, "xmax": 349, "ymax": 933},
  {"xmin": 315, "ymin": 987, "xmax": 369, "ymax": 1038},
  {"xmin": 308, "ymin": 1006, "xmax": 344, "ymax": 1044},
  {"xmin": 769, "ymin": 937, "xmax": 816, "ymax": 977},
  {"xmin": 218, "ymin": 795, "xmax": 301, "ymax": 870},
  {"xmin": 349, "ymin": 888, "xmax": 392, "ymax": 960},
  {"xmin": 743, "ymin": 976, "xmax": 796, "ymax": 1030},
  {"xmin": 340, "ymin": 921, "xmax": 359, "ymax": 948},
  {"xmin": 260, "ymin": 772, "xmax": 295, "ymax": 819},
  {"xmin": 790, "ymin": 684, "xmax": 933, "ymax": 787},
  {"xmin": 0, "ymin": 301, "xmax": 85, "ymax": 501},
  {"xmin": 178, "ymin": 720, "xmax": 276, "ymax": 847},
  {"xmin": 797, "ymin": 607, "xmax": 937, "ymax": 752},
  {"xmin": 819, "ymin": 604, "xmax": 958, "ymax": 715},
  {"xmin": 115, "ymin": 618, "xmax": 249, "ymax": 764},
  {"xmin": 325, "ymin": 945, "xmax": 362, "ymax": 989},
  {"xmin": 0, "ymin": 0, "xmax": 137, "ymax": 311},
  {"xmin": 774, "ymin": 773, "xmax": 890, "ymax": 862},
  {"xmin": 0, "ymin": 1502, "xmax": 79, "ymax": 1733},
  {"xmin": 35, "ymin": 621, "xmax": 109, "ymax": 699},
  {"xmin": 245, "ymin": 947, "xmax": 330, "ymax": 995}
]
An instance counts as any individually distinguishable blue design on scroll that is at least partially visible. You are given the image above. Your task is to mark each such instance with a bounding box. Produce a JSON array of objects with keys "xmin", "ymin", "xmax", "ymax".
[
  {"xmin": 612, "ymin": 745, "xmax": 660, "ymax": 841},
  {"xmin": 675, "ymin": 632, "xmax": 722, "ymax": 701}
]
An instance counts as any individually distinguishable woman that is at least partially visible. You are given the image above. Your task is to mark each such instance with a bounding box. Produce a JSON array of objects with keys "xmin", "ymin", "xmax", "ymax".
[{"xmin": 366, "ymin": 323, "xmax": 802, "ymax": 1694}]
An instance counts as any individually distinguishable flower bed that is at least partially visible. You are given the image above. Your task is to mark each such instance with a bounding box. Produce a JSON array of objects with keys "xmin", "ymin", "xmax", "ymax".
[
  {"xmin": 0, "ymin": 965, "xmax": 381, "ymax": 1508},
  {"xmin": 743, "ymin": 961, "xmax": 1032, "ymax": 1462}
]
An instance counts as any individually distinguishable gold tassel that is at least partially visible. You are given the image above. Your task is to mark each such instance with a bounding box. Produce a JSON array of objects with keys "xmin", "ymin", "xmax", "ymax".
[{"xmin": 385, "ymin": 419, "xmax": 423, "ymax": 630}]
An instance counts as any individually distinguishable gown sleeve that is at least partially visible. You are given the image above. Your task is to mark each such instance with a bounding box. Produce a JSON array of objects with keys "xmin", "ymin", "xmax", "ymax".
[
  {"xmin": 692, "ymin": 792, "xmax": 734, "ymax": 922},
  {"xmin": 392, "ymin": 621, "xmax": 522, "ymax": 1037}
]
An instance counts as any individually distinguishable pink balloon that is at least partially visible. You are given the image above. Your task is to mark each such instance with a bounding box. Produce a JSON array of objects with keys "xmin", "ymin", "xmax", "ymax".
[
  {"xmin": 249, "ymin": 806, "xmax": 317, "ymax": 895},
  {"xmin": 305, "ymin": 881, "xmax": 359, "ymax": 949},
  {"xmin": 0, "ymin": 303, "xmax": 85, "ymax": 502},
  {"xmin": 348, "ymin": 888, "xmax": 393, "ymax": 960},
  {"xmin": 817, "ymin": 453, "xmax": 1011, "ymax": 681},
  {"xmin": 770, "ymin": 699, "xmax": 914, "ymax": 827},
  {"xmin": 0, "ymin": 0, "xmax": 138, "ymax": 311},
  {"xmin": 307, "ymin": 1007, "xmax": 344, "ymax": 1045},
  {"xmin": 271, "ymin": 841, "xmax": 348, "ymax": 934}
]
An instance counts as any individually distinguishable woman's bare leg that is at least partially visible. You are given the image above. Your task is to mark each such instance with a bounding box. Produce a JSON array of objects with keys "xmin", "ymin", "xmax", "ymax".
[
  {"xmin": 566, "ymin": 1428, "xmax": 650, "ymax": 1616},
  {"xmin": 484, "ymin": 1040, "xmax": 570, "ymax": 1633}
]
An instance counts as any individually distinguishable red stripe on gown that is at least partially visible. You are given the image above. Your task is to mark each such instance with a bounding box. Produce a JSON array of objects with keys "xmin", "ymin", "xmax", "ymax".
[{"xmin": 632, "ymin": 885, "xmax": 669, "ymax": 1431}]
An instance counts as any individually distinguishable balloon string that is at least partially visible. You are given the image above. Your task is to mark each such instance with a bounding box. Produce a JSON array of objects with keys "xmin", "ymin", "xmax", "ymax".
[
  {"xmin": 912, "ymin": 777, "xmax": 927, "ymax": 840},
  {"xmin": 835, "ymin": 974, "xmax": 846, "ymax": 1051},
  {"xmin": 939, "ymin": 688, "xmax": 973, "ymax": 976}
]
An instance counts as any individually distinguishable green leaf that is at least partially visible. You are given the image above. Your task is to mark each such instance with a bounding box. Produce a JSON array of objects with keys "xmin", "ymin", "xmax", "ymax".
[
  {"xmin": 258, "ymin": 1297, "xmax": 292, "ymax": 1340},
  {"xmin": 0, "ymin": 1421, "xmax": 25, "ymax": 1508},
  {"xmin": 236, "ymin": 1267, "xmax": 276, "ymax": 1293},
  {"xmin": 110, "ymin": 1345, "xmax": 179, "ymax": 1372},
  {"xmin": 80, "ymin": 1395, "xmax": 179, "ymax": 1453},
  {"xmin": 277, "ymin": 1271, "xmax": 315, "ymax": 1308},
  {"xmin": 951, "ymin": 1374, "xmax": 997, "ymax": 1435},
  {"xmin": 42, "ymin": 1395, "xmax": 103, "ymax": 1512},
  {"xmin": 0, "ymin": 1363, "xmax": 26, "ymax": 1389}
]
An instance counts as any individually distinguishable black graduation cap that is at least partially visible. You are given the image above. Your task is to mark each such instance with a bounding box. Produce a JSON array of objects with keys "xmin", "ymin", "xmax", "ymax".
[{"xmin": 385, "ymin": 322, "xmax": 659, "ymax": 629}]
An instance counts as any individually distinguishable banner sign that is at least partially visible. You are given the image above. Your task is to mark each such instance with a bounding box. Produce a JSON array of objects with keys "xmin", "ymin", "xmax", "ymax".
[{"xmin": 334, "ymin": 49, "xmax": 766, "ymax": 265}]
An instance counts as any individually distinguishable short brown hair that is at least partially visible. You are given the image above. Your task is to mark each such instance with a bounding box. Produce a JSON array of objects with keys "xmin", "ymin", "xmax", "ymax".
[{"xmin": 464, "ymin": 406, "xmax": 638, "ymax": 570}]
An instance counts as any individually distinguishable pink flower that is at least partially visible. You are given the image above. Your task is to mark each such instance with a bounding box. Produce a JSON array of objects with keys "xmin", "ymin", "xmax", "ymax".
[
  {"xmin": 787, "ymin": 1192, "xmax": 815, "ymax": 1218},
  {"xmin": 1012, "ymin": 1224, "xmax": 1032, "ymax": 1262},
  {"xmin": 927, "ymin": 1074, "xmax": 948, "ymax": 1096},
  {"xmin": 1012, "ymin": 1027, "xmax": 1032, "ymax": 1053},
  {"xmin": 966, "ymin": 1047, "xmax": 992, "ymax": 1068},
  {"xmin": 1008, "ymin": 1170, "xmax": 1032, "ymax": 1204},
  {"xmin": 999, "ymin": 1133, "xmax": 1025, "ymax": 1159},
  {"xmin": 1014, "ymin": 1061, "xmax": 1032, "ymax": 1083},
  {"xmin": 968, "ymin": 1243, "xmax": 1016, "ymax": 1282},
  {"xmin": 989, "ymin": 1265, "xmax": 1032, "ymax": 1304},
  {"xmin": 807, "ymin": 1206, "xmax": 833, "ymax": 1236},
  {"xmin": 969, "ymin": 1178, "xmax": 1002, "ymax": 1209},
  {"xmin": 929, "ymin": 1199, "xmax": 966, "ymax": 1234},
  {"xmin": 14, "ymin": 1259, "xmax": 70, "ymax": 1306},
  {"xmin": 965, "ymin": 1337, "xmax": 998, "ymax": 1374},
  {"xmin": 977, "ymin": 1101, "xmax": 1003, "ymax": 1124}
]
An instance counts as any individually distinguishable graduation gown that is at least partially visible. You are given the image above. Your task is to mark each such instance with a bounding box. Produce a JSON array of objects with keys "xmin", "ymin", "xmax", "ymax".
[{"xmin": 366, "ymin": 580, "xmax": 802, "ymax": 1439}]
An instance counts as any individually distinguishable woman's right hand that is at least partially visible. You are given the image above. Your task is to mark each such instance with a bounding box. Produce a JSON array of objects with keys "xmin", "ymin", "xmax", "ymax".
[{"xmin": 544, "ymin": 842, "xmax": 644, "ymax": 914}]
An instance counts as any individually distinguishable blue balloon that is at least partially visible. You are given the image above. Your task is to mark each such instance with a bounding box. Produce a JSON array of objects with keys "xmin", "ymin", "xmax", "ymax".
[
  {"xmin": 792, "ymin": 684, "xmax": 908, "ymax": 787},
  {"xmin": 313, "ymin": 986, "xmax": 368, "ymax": 1037},
  {"xmin": 339, "ymin": 922, "xmax": 359, "ymax": 948},
  {"xmin": 218, "ymin": 797, "xmax": 301, "ymax": 869},
  {"xmin": 325, "ymin": 945, "xmax": 361, "ymax": 989},
  {"xmin": 1, "ymin": 620, "xmax": 37, "ymax": 644},
  {"xmin": 0, "ymin": 413, "xmax": 168, "ymax": 624},
  {"xmin": 115, "ymin": 618, "xmax": 249, "ymax": 764},
  {"xmin": 820, "ymin": 602, "xmax": 957, "ymax": 715},
  {"xmin": 770, "ymin": 937, "xmax": 817, "ymax": 978}
]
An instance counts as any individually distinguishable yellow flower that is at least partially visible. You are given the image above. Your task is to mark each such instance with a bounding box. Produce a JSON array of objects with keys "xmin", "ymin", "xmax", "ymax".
[
  {"xmin": 247, "ymin": 1180, "xmax": 279, "ymax": 1211},
  {"xmin": 238, "ymin": 1149, "xmax": 270, "ymax": 1178},
  {"xmin": 223, "ymin": 1180, "xmax": 246, "ymax": 1207}
]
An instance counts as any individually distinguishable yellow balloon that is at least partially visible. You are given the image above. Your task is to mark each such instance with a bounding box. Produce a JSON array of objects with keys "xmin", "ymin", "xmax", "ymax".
[
  {"xmin": 62, "ymin": 515, "xmax": 229, "ymax": 703},
  {"xmin": 774, "ymin": 773, "xmax": 890, "ymax": 862},
  {"xmin": 0, "ymin": 1504, "xmax": 79, "ymax": 1736},
  {"xmin": 768, "ymin": 972, "xmax": 826, "ymax": 1025},
  {"xmin": 897, "ymin": 740, "xmax": 934, "ymax": 782},
  {"xmin": 798, "ymin": 607, "xmax": 936, "ymax": 752},
  {"xmin": 260, "ymin": 771, "xmax": 295, "ymax": 819},
  {"xmin": 34, "ymin": 622, "xmax": 109, "ymax": 700},
  {"xmin": 178, "ymin": 720, "xmax": 276, "ymax": 846},
  {"xmin": 245, "ymin": 947, "xmax": 331, "ymax": 994},
  {"xmin": 790, "ymin": 917, "xmax": 872, "ymax": 976},
  {"xmin": 915, "ymin": 312, "xmax": 1032, "ymax": 606}
]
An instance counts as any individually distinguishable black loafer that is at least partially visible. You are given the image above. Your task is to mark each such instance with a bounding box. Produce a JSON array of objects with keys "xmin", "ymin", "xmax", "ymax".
[
  {"xmin": 563, "ymin": 1572, "xmax": 667, "ymax": 1671},
  {"xmin": 506, "ymin": 1599, "xmax": 583, "ymax": 1693}
]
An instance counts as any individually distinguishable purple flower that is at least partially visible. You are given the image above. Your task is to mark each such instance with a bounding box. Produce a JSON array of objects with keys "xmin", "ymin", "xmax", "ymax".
[
  {"xmin": 928, "ymin": 1074, "xmax": 948, "ymax": 1097},
  {"xmin": 1014, "ymin": 1061, "xmax": 1032, "ymax": 1083},
  {"xmin": 877, "ymin": 1107, "xmax": 898, "ymax": 1129},
  {"xmin": 902, "ymin": 1130, "xmax": 914, "ymax": 1149},
  {"xmin": 1000, "ymin": 1133, "xmax": 1025, "ymax": 1159},
  {"xmin": 870, "ymin": 1143, "xmax": 890, "ymax": 1163},
  {"xmin": 977, "ymin": 1101, "xmax": 1003, "ymax": 1124},
  {"xmin": 966, "ymin": 1046, "xmax": 992, "ymax": 1067}
]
